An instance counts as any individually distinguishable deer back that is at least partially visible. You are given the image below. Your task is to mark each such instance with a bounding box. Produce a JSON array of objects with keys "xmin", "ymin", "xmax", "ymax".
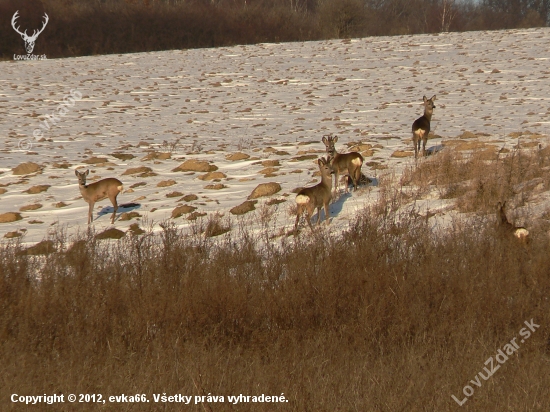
[
  {"xmin": 330, "ymin": 152, "xmax": 363, "ymax": 175},
  {"xmin": 78, "ymin": 176, "xmax": 123, "ymax": 203}
]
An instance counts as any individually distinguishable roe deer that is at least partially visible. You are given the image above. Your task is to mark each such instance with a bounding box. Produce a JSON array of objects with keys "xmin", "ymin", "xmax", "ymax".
[
  {"xmin": 322, "ymin": 134, "xmax": 363, "ymax": 194},
  {"xmin": 294, "ymin": 157, "xmax": 334, "ymax": 233},
  {"xmin": 496, "ymin": 201, "xmax": 529, "ymax": 241},
  {"xmin": 412, "ymin": 95, "xmax": 436, "ymax": 158},
  {"xmin": 75, "ymin": 169, "xmax": 124, "ymax": 224}
]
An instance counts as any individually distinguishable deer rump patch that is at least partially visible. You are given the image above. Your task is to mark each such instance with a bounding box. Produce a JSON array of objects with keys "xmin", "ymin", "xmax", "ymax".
[{"xmin": 514, "ymin": 228, "xmax": 529, "ymax": 239}]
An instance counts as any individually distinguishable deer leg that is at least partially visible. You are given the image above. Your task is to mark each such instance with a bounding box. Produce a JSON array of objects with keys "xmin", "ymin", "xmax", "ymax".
[
  {"xmin": 88, "ymin": 202, "xmax": 94, "ymax": 224},
  {"xmin": 422, "ymin": 137, "xmax": 427, "ymax": 157},
  {"xmin": 344, "ymin": 175, "xmax": 349, "ymax": 193},
  {"xmin": 334, "ymin": 172, "xmax": 339, "ymax": 195},
  {"xmin": 306, "ymin": 208, "xmax": 314, "ymax": 231},
  {"xmin": 294, "ymin": 207, "xmax": 302, "ymax": 233},
  {"xmin": 352, "ymin": 169, "xmax": 359, "ymax": 191},
  {"xmin": 413, "ymin": 134, "xmax": 418, "ymax": 158},
  {"xmin": 324, "ymin": 202, "xmax": 330, "ymax": 225},
  {"xmin": 110, "ymin": 195, "xmax": 119, "ymax": 224},
  {"xmin": 316, "ymin": 206, "xmax": 323, "ymax": 225}
]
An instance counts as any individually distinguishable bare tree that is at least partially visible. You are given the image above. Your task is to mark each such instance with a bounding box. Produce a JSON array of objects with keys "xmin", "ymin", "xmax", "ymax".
[{"xmin": 440, "ymin": 0, "xmax": 458, "ymax": 31}]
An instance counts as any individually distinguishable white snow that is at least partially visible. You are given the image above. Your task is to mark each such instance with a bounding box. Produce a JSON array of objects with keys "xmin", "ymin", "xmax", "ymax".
[{"xmin": 2, "ymin": 28, "xmax": 550, "ymax": 243}]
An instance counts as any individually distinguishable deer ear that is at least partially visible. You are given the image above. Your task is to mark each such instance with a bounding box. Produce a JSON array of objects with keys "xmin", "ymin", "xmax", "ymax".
[
  {"xmin": 75, "ymin": 169, "xmax": 79, "ymax": 176},
  {"xmin": 322, "ymin": 136, "xmax": 327, "ymax": 144},
  {"xmin": 85, "ymin": 169, "xmax": 89, "ymax": 176},
  {"xmin": 333, "ymin": 135, "xmax": 338, "ymax": 143},
  {"xmin": 431, "ymin": 95, "xmax": 436, "ymax": 101},
  {"xmin": 423, "ymin": 95, "xmax": 427, "ymax": 102}
]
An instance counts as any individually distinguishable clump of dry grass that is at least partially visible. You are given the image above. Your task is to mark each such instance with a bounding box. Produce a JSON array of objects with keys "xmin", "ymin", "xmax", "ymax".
[
  {"xmin": 1, "ymin": 199, "xmax": 550, "ymax": 410},
  {"xmin": 401, "ymin": 144, "xmax": 550, "ymax": 214},
  {"xmin": 205, "ymin": 213, "xmax": 231, "ymax": 237}
]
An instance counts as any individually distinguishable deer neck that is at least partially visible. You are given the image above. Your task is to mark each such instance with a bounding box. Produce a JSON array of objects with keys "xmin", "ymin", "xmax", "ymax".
[
  {"xmin": 321, "ymin": 170, "xmax": 333, "ymax": 189},
  {"xmin": 329, "ymin": 152, "xmax": 344, "ymax": 167},
  {"xmin": 424, "ymin": 107, "xmax": 433, "ymax": 122},
  {"xmin": 78, "ymin": 182, "xmax": 90, "ymax": 197}
]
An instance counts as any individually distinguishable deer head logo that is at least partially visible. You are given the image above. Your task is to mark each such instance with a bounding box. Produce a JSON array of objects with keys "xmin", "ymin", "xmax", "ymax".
[{"xmin": 11, "ymin": 10, "xmax": 49, "ymax": 54}]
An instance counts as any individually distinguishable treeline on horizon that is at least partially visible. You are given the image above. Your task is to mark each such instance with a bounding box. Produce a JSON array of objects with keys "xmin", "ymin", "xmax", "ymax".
[{"xmin": 0, "ymin": 0, "xmax": 549, "ymax": 59}]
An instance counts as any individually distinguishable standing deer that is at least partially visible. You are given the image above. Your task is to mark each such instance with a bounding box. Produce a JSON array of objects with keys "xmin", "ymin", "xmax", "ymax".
[
  {"xmin": 75, "ymin": 169, "xmax": 124, "ymax": 225},
  {"xmin": 412, "ymin": 95, "xmax": 436, "ymax": 158},
  {"xmin": 322, "ymin": 134, "xmax": 364, "ymax": 194},
  {"xmin": 496, "ymin": 201, "xmax": 529, "ymax": 241},
  {"xmin": 294, "ymin": 157, "xmax": 334, "ymax": 233},
  {"xmin": 11, "ymin": 11, "xmax": 49, "ymax": 54}
]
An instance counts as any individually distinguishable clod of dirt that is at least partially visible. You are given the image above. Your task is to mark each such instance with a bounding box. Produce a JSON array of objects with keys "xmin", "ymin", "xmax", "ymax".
[
  {"xmin": 205, "ymin": 184, "xmax": 227, "ymax": 190},
  {"xmin": 182, "ymin": 194, "xmax": 198, "ymax": 202},
  {"xmin": 230, "ymin": 200, "xmax": 257, "ymax": 215},
  {"xmin": 20, "ymin": 204, "xmax": 42, "ymax": 211},
  {"xmin": 111, "ymin": 153, "xmax": 135, "ymax": 161},
  {"xmin": 198, "ymin": 171, "xmax": 227, "ymax": 181},
  {"xmin": 119, "ymin": 211, "xmax": 141, "ymax": 221},
  {"xmin": 291, "ymin": 154, "xmax": 317, "ymax": 162},
  {"xmin": 95, "ymin": 228, "xmax": 126, "ymax": 240},
  {"xmin": 248, "ymin": 182, "xmax": 282, "ymax": 199},
  {"xmin": 226, "ymin": 152, "xmax": 250, "ymax": 161},
  {"xmin": 172, "ymin": 205, "xmax": 197, "ymax": 218},
  {"xmin": 25, "ymin": 185, "xmax": 50, "ymax": 194},
  {"xmin": 141, "ymin": 152, "xmax": 171, "ymax": 161},
  {"xmin": 157, "ymin": 179, "xmax": 177, "ymax": 187},
  {"xmin": 83, "ymin": 157, "xmax": 110, "ymax": 165},
  {"xmin": 172, "ymin": 159, "xmax": 218, "ymax": 172},
  {"xmin": 12, "ymin": 162, "xmax": 41, "ymax": 175},
  {"xmin": 166, "ymin": 191, "xmax": 184, "ymax": 198},
  {"xmin": 122, "ymin": 166, "xmax": 153, "ymax": 175}
]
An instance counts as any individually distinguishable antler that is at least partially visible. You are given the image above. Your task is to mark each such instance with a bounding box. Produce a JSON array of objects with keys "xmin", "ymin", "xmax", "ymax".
[
  {"xmin": 11, "ymin": 11, "xmax": 49, "ymax": 40},
  {"xmin": 28, "ymin": 13, "xmax": 49, "ymax": 41},
  {"xmin": 11, "ymin": 11, "xmax": 27, "ymax": 37}
]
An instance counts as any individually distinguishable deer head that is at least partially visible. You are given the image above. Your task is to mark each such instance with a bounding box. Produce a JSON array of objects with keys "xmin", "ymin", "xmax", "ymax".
[
  {"xmin": 12, "ymin": 10, "xmax": 49, "ymax": 54},
  {"xmin": 322, "ymin": 134, "xmax": 338, "ymax": 157}
]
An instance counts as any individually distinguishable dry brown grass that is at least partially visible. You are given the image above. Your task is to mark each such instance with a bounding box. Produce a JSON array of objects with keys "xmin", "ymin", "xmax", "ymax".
[
  {"xmin": 1, "ymin": 195, "xmax": 550, "ymax": 410},
  {"xmin": 401, "ymin": 144, "xmax": 550, "ymax": 214}
]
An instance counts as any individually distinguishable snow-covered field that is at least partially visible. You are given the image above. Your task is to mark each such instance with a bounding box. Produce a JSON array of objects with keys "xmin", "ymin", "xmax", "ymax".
[{"xmin": 2, "ymin": 28, "xmax": 550, "ymax": 243}]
